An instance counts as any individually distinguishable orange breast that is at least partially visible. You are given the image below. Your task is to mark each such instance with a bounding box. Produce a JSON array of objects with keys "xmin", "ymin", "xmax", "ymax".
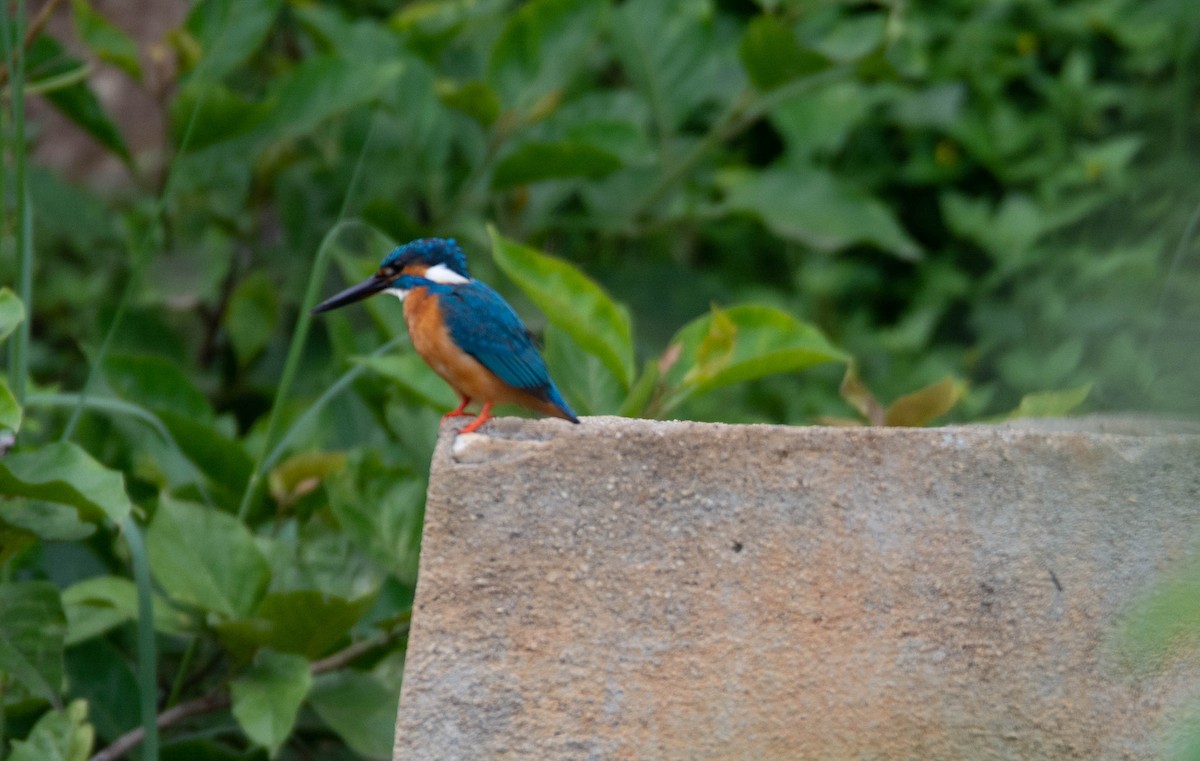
[{"xmin": 402, "ymin": 288, "xmax": 565, "ymax": 417}]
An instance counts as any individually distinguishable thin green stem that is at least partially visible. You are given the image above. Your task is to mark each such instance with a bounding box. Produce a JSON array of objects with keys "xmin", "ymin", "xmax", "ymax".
[
  {"xmin": 121, "ymin": 516, "xmax": 158, "ymax": 761},
  {"xmin": 237, "ymin": 116, "xmax": 377, "ymax": 521},
  {"xmin": 61, "ymin": 90, "xmax": 208, "ymax": 442},
  {"xmin": 3, "ymin": 0, "xmax": 31, "ymax": 412},
  {"xmin": 164, "ymin": 636, "xmax": 199, "ymax": 711}
]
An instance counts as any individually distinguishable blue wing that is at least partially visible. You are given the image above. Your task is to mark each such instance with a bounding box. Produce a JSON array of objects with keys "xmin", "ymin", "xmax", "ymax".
[{"xmin": 438, "ymin": 281, "xmax": 555, "ymax": 397}]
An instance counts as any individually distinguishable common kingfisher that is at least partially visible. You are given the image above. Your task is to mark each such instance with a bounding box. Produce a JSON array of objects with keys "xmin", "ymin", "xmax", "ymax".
[{"xmin": 311, "ymin": 237, "xmax": 579, "ymax": 434}]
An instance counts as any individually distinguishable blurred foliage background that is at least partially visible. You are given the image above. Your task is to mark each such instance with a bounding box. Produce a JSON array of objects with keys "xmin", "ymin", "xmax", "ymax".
[{"xmin": 0, "ymin": 0, "xmax": 1198, "ymax": 758}]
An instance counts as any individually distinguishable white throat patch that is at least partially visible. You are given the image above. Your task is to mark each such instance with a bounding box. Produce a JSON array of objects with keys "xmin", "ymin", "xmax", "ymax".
[
  {"xmin": 424, "ymin": 263, "xmax": 470, "ymax": 284},
  {"xmin": 386, "ymin": 288, "xmax": 408, "ymax": 302}
]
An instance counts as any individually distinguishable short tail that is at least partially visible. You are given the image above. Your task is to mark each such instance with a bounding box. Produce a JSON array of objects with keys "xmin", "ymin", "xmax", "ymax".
[{"xmin": 545, "ymin": 384, "xmax": 580, "ymax": 424}]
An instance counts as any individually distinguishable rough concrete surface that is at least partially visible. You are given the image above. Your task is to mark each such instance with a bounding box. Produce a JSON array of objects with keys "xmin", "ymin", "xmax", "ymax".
[{"xmin": 394, "ymin": 417, "xmax": 1200, "ymax": 761}]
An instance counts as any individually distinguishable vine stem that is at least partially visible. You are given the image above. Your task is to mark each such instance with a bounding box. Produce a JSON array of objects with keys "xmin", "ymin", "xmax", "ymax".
[{"xmin": 87, "ymin": 624, "xmax": 409, "ymax": 761}]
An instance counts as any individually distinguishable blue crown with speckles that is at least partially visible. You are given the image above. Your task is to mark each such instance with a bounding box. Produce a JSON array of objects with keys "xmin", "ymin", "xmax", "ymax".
[{"xmin": 380, "ymin": 238, "xmax": 470, "ymax": 278}]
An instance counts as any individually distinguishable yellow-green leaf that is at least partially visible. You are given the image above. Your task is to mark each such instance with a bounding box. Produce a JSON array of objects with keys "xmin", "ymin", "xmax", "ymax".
[
  {"xmin": 884, "ymin": 376, "xmax": 962, "ymax": 427},
  {"xmin": 1005, "ymin": 383, "xmax": 1092, "ymax": 420}
]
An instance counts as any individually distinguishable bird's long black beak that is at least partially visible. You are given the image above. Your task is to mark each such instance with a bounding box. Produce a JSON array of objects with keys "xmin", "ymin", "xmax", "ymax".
[{"xmin": 311, "ymin": 275, "xmax": 388, "ymax": 315}]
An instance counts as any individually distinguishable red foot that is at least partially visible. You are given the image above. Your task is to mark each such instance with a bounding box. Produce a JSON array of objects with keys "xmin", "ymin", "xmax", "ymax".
[
  {"xmin": 459, "ymin": 401, "xmax": 494, "ymax": 434},
  {"xmin": 442, "ymin": 395, "xmax": 472, "ymax": 422}
]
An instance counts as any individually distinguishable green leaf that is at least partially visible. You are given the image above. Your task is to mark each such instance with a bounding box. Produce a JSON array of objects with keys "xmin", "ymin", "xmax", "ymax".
[
  {"xmin": 182, "ymin": 0, "xmax": 283, "ymax": 85},
  {"xmin": 488, "ymin": 227, "xmax": 635, "ymax": 389},
  {"xmin": 0, "ymin": 581, "xmax": 67, "ymax": 707},
  {"xmin": 812, "ymin": 11, "xmax": 887, "ymax": 63},
  {"xmin": 327, "ymin": 461, "xmax": 425, "ymax": 583},
  {"xmin": 612, "ymin": 0, "xmax": 729, "ymax": 131},
  {"xmin": 492, "ymin": 140, "xmax": 622, "ymax": 188},
  {"xmin": 839, "ymin": 363, "xmax": 884, "ymax": 426},
  {"xmin": 0, "ymin": 442, "xmax": 132, "ymax": 524},
  {"xmin": 28, "ymin": 36, "xmax": 131, "ymax": 161},
  {"xmin": 1, "ymin": 501, "xmax": 95, "ymax": 543},
  {"xmin": 8, "ymin": 699, "xmax": 93, "ymax": 761},
  {"xmin": 723, "ymin": 166, "xmax": 921, "ymax": 260},
  {"xmin": 146, "ymin": 495, "xmax": 269, "ymax": 618},
  {"xmin": 230, "ymin": 650, "xmax": 312, "ymax": 757},
  {"xmin": 435, "ymin": 79, "xmax": 501, "ymax": 127},
  {"xmin": 618, "ymin": 360, "xmax": 661, "ymax": 418},
  {"xmin": 309, "ymin": 671, "xmax": 399, "ymax": 759},
  {"xmin": 884, "ymin": 376, "xmax": 962, "ymax": 427},
  {"xmin": 62, "ymin": 576, "xmax": 188, "ymax": 646},
  {"xmin": 157, "ymin": 411, "xmax": 254, "ymax": 499},
  {"xmin": 245, "ymin": 56, "xmax": 405, "ymax": 145},
  {"xmin": 0, "ymin": 377, "xmax": 22, "ymax": 431},
  {"xmin": 71, "ymin": 0, "xmax": 142, "ymax": 80},
  {"xmin": 739, "ymin": 16, "xmax": 829, "ymax": 90},
  {"xmin": 104, "ymin": 353, "xmax": 214, "ymax": 423},
  {"xmin": 216, "ymin": 591, "xmax": 375, "ymax": 661},
  {"xmin": 0, "ymin": 287, "xmax": 27, "ymax": 343},
  {"xmin": 226, "ymin": 271, "xmax": 279, "ymax": 366},
  {"xmin": 487, "ymin": 0, "xmax": 607, "ymax": 111},
  {"xmin": 665, "ymin": 305, "xmax": 846, "ymax": 410},
  {"xmin": 542, "ymin": 323, "xmax": 626, "ymax": 416},
  {"xmin": 354, "ymin": 353, "xmax": 458, "ymax": 411},
  {"xmin": 1005, "ymin": 384, "xmax": 1092, "ymax": 420}
]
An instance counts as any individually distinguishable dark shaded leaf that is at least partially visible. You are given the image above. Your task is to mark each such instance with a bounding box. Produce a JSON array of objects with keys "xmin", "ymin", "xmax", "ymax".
[
  {"xmin": 739, "ymin": 16, "xmax": 829, "ymax": 90},
  {"xmin": 0, "ymin": 581, "xmax": 66, "ymax": 707},
  {"xmin": 492, "ymin": 140, "xmax": 622, "ymax": 188},
  {"xmin": 71, "ymin": 0, "xmax": 142, "ymax": 80},
  {"xmin": 309, "ymin": 670, "xmax": 399, "ymax": 759}
]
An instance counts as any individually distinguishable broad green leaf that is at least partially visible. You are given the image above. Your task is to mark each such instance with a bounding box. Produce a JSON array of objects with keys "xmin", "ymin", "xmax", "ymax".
[
  {"xmin": 71, "ymin": 0, "xmax": 142, "ymax": 79},
  {"xmin": 1005, "ymin": 384, "xmax": 1092, "ymax": 420},
  {"xmin": 27, "ymin": 36, "xmax": 130, "ymax": 161},
  {"xmin": 182, "ymin": 0, "xmax": 283, "ymax": 85},
  {"xmin": 487, "ymin": 0, "xmax": 607, "ymax": 111},
  {"xmin": 940, "ymin": 192, "xmax": 1043, "ymax": 264},
  {"xmin": 0, "ymin": 581, "xmax": 66, "ymax": 706},
  {"xmin": 1, "ymin": 502, "xmax": 95, "ymax": 543},
  {"xmin": 268, "ymin": 451, "xmax": 347, "ymax": 508},
  {"xmin": 0, "ymin": 377, "xmax": 21, "ymax": 431},
  {"xmin": 435, "ymin": 79, "xmax": 501, "ymax": 127},
  {"xmin": 612, "ymin": 0, "xmax": 731, "ymax": 132},
  {"xmin": 230, "ymin": 650, "xmax": 312, "ymax": 756},
  {"xmin": 157, "ymin": 411, "xmax": 254, "ymax": 498},
  {"xmin": 884, "ymin": 376, "xmax": 962, "ymax": 427},
  {"xmin": 665, "ymin": 305, "xmax": 846, "ymax": 410},
  {"xmin": 0, "ymin": 287, "xmax": 27, "ymax": 343},
  {"xmin": 723, "ymin": 166, "xmax": 921, "ymax": 260},
  {"xmin": 8, "ymin": 699, "xmax": 93, "ymax": 761},
  {"xmin": 355, "ymin": 353, "xmax": 459, "ymax": 411},
  {"xmin": 147, "ymin": 495, "xmax": 269, "ymax": 618},
  {"xmin": 618, "ymin": 359, "xmax": 661, "ymax": 418},
  {"xmin": 104, "ymin": 353, "xmax": 214, "ymax": 423},
  {"xmin": 309, "ymin": 671, "xmax": 399, "ymax": 759},
  {"xmin": 768, "ymin": 80, "xmax": 873, "ymax": 158},
  {"xmin": 226, "ymin": 272, "xmax": 279, "ymax": 366},
  {"xmin": 0, "ymin": 442, "xmax": 132, "ymax": 524},
  {"xmin": 811, "ymin": 11, "xmax": 887, "ymax": 62},
  {"xmin": 62, "ymin": 576, "xmax": 188, "ymax": 645},
  {"xmin": 489, "ymin": 227, "xmax": 635, "ymax": 389},
  {"xmin": 492, "ymin": 141, "xmax": 622, "ymax": 188},
  {"xmin": 245, "ymin": 56, "xmax": 405, "ymax": 144},
  {"xmin": 739, "ymin": 15, "xmax": 829, "ymax": 90},
  {"xmin": 216, "ymin": 591, "xmax": 375, "ymax": 661}
]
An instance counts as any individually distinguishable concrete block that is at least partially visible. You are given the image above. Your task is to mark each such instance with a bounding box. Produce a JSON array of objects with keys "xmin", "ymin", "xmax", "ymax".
[{"xmin": 394, "ymin": 417, "xmax": 1200, "ymax": 760}]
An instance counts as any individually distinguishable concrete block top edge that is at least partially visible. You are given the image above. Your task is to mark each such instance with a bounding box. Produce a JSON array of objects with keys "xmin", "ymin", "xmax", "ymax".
[{"xmin": 439, "ymin": 413, "xmax": 1200, "ymax": 466}]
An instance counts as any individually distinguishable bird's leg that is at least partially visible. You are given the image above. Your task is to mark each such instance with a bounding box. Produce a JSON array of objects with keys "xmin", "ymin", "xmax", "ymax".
[
  {"xmin": 459, "ymin": 401, "xmax": 494, "ymax": 434},
  {"xmin": 442, "ymin": 395, "xmax": 472, "ymax": 421}
]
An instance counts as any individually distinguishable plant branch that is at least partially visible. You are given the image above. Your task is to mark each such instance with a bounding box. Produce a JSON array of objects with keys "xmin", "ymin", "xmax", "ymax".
[{"xmin": 87, "ymin": 624, "xmax": 409, "ymax": 761}]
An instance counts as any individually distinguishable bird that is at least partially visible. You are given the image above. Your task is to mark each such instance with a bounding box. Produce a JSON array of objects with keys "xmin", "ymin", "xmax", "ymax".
[{"xmin": 311, "ymin": 237, "xmax": 579, "ymax": 434}]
